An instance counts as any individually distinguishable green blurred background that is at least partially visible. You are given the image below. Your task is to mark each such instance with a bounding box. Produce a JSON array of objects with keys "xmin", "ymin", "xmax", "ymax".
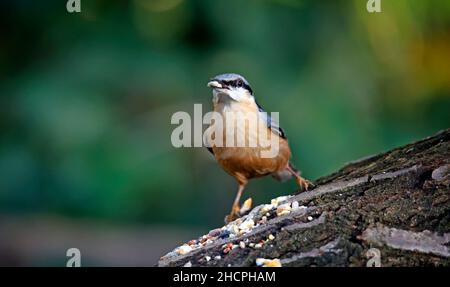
[{"xmin": 0, "ymin": 0, "xmax": 449, "ymax": 266}]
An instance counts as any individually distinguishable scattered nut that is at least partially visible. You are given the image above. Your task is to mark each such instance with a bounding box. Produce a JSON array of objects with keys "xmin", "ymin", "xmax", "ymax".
[
  {"xmin": 271, "ymin": 196, "xmax": 289, "ymax": 206},
  {"xmin": 264, "ymin": 259, "xmax": 282, "ymax": 267},
  {"xmin": 176, "ymin": 245, "xmax": 192, "ymax": 255},
  {"xmin": 276, "ymin": 203, "xmax": 292, "ymax": 216},
  {"xmin": 240, "ymin": 198, "xmax": 253, "ymax": 215},
  {"xmin": 256, "ymin": 258, "xmax": 282, "ymax": 267},
  {"xmin": 170, "ymin": 194, "xmax": 301, "ymax": 262},
  {"xmin": 238, "ymin": 219, "xmax": 255, "ymax": 232},
  {"xmin": 255, "ymin": 258, "xmax": 266, "ymax": 266},
  {"xmin": 260, "ymin": 204, "xmax": 274, "ymax": 214}
]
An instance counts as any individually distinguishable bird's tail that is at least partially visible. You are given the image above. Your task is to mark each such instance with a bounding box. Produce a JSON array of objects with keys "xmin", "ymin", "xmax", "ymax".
[{"xmin": 271, "ymin": 162, "xmax": 300, "ymax": 182}]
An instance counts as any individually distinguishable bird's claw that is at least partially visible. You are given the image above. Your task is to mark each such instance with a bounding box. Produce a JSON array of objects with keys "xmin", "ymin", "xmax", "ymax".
[
  {"xmin": 224, "ymin": 213, "xmax": 238, "ymax": 224},
  {"xmin": 224, "ymin": 204, "xmax": 241, "ymax": 224},
  {"xmin": 306, "ymin": 179, "xmax": 315, "ymax": 188},
  {"xmin": 296, "ymin": 176, "xmax": 314, "ymax": 192}
]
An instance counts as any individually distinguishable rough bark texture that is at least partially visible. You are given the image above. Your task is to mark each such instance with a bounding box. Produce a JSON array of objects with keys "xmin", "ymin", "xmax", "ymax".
[{"xmin": 159, "ymin": 129, "xmax": 450, "ymax": 267}]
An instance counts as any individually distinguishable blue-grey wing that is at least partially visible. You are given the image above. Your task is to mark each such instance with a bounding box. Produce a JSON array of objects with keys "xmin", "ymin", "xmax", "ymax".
[{"xmin": 256, "ymin": 101, "xmax": 287, "ymax": 139}]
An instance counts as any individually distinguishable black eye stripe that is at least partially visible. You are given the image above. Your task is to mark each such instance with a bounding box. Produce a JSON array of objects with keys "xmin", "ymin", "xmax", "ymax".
[
  {"xmin": 245, "ymin": 84, "xmax": 253, "ymax": 94},
  {"xmin": 220, "ymin": 79, "xmax": 253, "ymax": 94}
]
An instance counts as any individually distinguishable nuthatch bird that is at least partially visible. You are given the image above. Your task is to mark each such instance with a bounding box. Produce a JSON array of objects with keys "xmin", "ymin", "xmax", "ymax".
[{"xmin": 206, "ymin": 73, "xmax": 313, "ymax": 223}]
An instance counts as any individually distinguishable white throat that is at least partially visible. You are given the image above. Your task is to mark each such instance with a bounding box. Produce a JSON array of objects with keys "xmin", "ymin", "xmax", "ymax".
[{"xmin": 212, "ymin": 87, "xmax": 252, "ymax": 105}]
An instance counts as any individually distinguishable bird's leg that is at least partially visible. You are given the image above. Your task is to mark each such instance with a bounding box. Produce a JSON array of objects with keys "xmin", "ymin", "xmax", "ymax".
[
  {"xmin": 224, "ymin": 182, "xmax": 246, "ymax": 224},
  {"xmin": 286, "ymin": 165, "xmax": 314, "ymax": 192}
]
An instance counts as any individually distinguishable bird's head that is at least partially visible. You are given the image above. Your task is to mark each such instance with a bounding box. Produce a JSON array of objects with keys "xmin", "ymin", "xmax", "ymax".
[{"xmin": 207, "ymin": 73, "xmax": 253, "ymax": 103}]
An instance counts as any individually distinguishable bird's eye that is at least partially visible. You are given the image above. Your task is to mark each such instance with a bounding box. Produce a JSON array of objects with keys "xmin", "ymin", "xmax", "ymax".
[{"xmin": 236, "ymin": 80, "xmax": 243, "ymax": 87}]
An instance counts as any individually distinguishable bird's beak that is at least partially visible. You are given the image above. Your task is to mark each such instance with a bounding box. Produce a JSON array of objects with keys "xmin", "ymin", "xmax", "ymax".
[
  {"xmin": 208, "ymin": 80, "xmax": 222, "ymax": 89},
  {"xmin": 207, "ymin": 80, "xmax": 223, "ymax": 89}
]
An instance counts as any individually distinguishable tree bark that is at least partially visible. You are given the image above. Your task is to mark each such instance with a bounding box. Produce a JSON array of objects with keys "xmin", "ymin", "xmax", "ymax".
[{"xmin": 159, "ymin": 129, "xmax": 450, "ymax": 267}]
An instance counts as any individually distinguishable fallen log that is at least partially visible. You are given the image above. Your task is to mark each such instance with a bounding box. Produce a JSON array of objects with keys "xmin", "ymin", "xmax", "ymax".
[{"xmin": 159, "ymin": 129, "xmax": 450, "ymax": 267}]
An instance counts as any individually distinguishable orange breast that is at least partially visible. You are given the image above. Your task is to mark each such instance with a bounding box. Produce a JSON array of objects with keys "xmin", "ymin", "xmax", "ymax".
[{"xmin": 210, "ymin": 101, "xmax": 291, "ymax": 183}]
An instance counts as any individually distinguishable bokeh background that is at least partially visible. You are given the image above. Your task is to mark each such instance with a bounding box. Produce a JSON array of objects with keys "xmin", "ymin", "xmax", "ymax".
[{"xmin": 0, "ymin": 0, "xmax": 449, "ymax": 266}]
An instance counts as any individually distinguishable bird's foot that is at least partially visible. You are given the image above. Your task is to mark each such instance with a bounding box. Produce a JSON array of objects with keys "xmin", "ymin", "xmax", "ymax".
[
  {"xmin": 296, "ymin": 176, "xmax": 314, "ymax": 192},
  {"xmin": 224, "ymin": 204, "xmax": 241, "ymax": 224},
  {"xmin": 224, "ymin": 213, "xmax": 238, "ymax": 224}
]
